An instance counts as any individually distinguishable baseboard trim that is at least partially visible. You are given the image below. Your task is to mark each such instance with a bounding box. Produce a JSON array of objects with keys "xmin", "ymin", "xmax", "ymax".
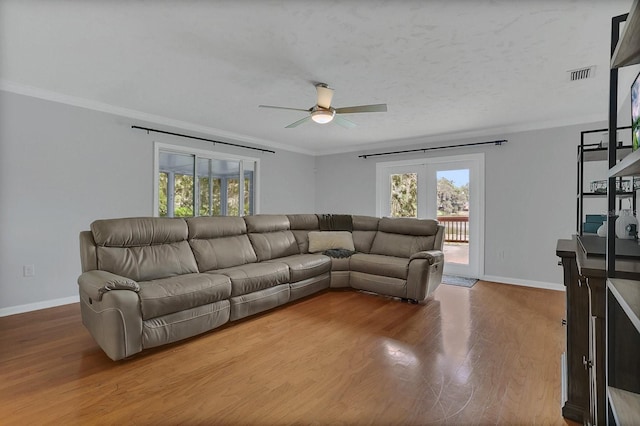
[
  {"xmin": 481, "ymin": 275, "xmax": 565, "ymax": 292},
  {"xmin": 0, "ymin": 295, "xmax": 79, "ymax": 317}
]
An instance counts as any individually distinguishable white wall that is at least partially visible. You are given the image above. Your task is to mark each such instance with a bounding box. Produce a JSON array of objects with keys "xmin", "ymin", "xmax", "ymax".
[
  {"xmin": 0, "ymin": 91, "xmax": 316, "ymax": 314},
  {"xmin": 315, "ymin": 124, "xmax": 601, "ymax": 288},
  {"xmin": 0, "ymin": 88, "xmax": 629, "ymax": 312}
]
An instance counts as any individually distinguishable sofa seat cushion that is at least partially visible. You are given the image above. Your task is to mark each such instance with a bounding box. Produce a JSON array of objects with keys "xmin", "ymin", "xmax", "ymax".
[
  {"xmin": 138, "ymin": 273, "xmax": 232, "ymax": 320},
  {"xmin": 266, "ymin": 254, "xmax": 331, "ymax": 282},
  {"xmin": 142, "ymin": 300, "xmax": 230, "ymax": 349},
  {"xmin": 349, "ymin": 253, "xmax": 409, "ymax": 280},
  {"xmin": 214, "ymin": 262, "xmax": 290, "ymax": 297}
]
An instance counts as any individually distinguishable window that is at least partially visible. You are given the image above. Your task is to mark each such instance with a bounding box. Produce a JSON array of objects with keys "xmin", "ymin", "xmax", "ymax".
[
  {"xmin": 154, "ymin": 144, "xmax": 259, "ymax": 217},
  {"xmin": 390, "ymin": 172, "xmax": 418, "ymax": 218}
]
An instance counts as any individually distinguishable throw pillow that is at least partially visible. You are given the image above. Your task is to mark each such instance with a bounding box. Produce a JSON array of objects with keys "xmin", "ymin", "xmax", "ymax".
[{"xmin": 308, "ymin": 231, "xmax": 355, "ymax": 253}]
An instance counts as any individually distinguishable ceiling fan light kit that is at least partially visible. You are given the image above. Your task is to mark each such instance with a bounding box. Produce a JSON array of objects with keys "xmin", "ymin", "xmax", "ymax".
[
  {"xmin": 310, "ymin": 108, "xmax": 335, "ymax": 124},
  {"xmin": 259, "ymin": 83, "xmax": 387, "ymax": 128}
]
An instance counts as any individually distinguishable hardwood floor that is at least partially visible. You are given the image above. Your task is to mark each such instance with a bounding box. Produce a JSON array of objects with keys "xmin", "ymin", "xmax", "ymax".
[{"xmin": 0, "ymin": 281, "xmax": 578, "ymax": 425}]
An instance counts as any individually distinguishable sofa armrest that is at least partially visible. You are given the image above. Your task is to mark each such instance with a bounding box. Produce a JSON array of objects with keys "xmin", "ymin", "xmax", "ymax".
[
  {"xmin": 78, "ymin": 270, "xmax": 139, "ymax": 302},
  {"xmin": 406, "ymin": 250, "xmax": 444, "ymax": 301},
  {"xmin": 78, "ymin": 270, "xmax": 143, "ymax": 360},
  {"xmin": 410, "ymin": 250, "xmax": 444, "ymax": 265}
]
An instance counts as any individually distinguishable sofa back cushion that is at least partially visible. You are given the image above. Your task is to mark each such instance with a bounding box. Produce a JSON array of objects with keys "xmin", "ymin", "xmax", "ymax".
[
  {"xmin": 287, "ymin": 214, "xmax": 320, "ymax": 253},
  {"xmin": 245, "ymin": 215, "xmax": 299, "ymax": 261},
  {"xmin": 352, "ymin": 215, "xmax": 379, "ymax": 254},
  {"xmin": 187, "ymin": 217, "xmax": 257, "ymax": 271},
  {"xmin": 91, "ymin": 217, "xmax": 199, "ymax": 281},
  {"xmin": 370, "ymin": 217, "xmax": 439, "ymax": 258}
]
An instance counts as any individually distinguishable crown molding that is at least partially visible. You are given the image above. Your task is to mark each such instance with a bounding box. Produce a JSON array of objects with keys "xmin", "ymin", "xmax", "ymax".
[
  {"xmin": 0, "ymin": 80, "xmax": 317, "ymax": 156},
  {"xmin": 0, "ymin": 79, "xmax": 619, "ymax": 159},
  {"xmin": 315, "ymin": 113, "xmax": 608, "ymax": 156}
]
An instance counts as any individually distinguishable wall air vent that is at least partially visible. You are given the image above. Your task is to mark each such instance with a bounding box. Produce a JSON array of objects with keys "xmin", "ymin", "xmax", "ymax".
[{"xmin": 568, "ymin": 66, "xmax": 596, "ymax": 81}]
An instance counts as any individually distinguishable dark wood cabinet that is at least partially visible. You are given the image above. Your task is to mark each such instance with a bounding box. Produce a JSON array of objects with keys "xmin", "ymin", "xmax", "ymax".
[
  {"xmin": 557, "ymin": 239, "xmax": 610, "ymax": 424},
  {"xmin": 557, "ymin": 240, "xmax": 590, "ymax": 422},
  {"xmin": 557, "ymin": 238, "xmax": 640, "ymax": 425}
]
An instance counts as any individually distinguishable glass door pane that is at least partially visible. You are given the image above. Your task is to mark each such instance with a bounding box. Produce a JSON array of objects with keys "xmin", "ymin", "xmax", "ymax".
[
  {"xmin": 437, "ymin": 169, "xmax": 470, "ymax": 265},
  {"xmin": 390, "ymin": 173, "xmax": 418, "ymax": 218}
]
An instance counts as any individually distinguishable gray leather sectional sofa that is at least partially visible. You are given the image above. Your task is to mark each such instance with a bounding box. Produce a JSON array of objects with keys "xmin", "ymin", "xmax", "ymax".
[{"xmin": 78, "ymin": 214, "xmax": 445, "ymax": 360}]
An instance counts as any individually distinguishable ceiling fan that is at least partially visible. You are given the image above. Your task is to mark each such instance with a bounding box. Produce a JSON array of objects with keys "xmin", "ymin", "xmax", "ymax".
[{"xmin": 259, "ymin": 83, "xmax": 387, "ymax": 128}]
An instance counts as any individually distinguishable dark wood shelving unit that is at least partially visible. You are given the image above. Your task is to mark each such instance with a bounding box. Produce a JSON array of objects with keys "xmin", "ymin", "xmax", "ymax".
[
  {"xmin": 611, "ymin": 0, "xmax": 640, "ymax": 68},
  {"xmin": 577, "ymin": 136, "xmax": 634, "ymax": 235},
  {"xmin": 609, "ymin": 148, "xmax": 640, "ymax": 178},
  {"xmin": 606, "ymin": 0, "xmax": 640, "ymax": 424}
]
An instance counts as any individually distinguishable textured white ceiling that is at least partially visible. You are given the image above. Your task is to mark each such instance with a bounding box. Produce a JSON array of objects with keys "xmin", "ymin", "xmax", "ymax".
[{"xmin": 0, "ymin": 0, "xmax": 635, "ymax": 154}]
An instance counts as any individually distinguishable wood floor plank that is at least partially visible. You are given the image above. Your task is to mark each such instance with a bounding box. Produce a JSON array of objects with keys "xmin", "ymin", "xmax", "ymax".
[{"xmin": 0, "ymin": 281, "xmax": 579, "ymax": 425}]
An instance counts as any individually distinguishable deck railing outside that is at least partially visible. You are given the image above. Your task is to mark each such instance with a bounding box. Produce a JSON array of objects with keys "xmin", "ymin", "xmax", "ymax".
[{"xmin": 438, "ymin": 215, "xmax": 469, "ymax": 243}]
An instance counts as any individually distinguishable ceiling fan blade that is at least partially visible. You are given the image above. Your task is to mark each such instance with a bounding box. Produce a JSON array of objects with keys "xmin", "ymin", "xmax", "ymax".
[
  {"xmin": 333, "ymin": 115, "xmax": 357, "ymax": 129},
  {"xmin": 334, "ymin": 104, "xmax": 387, "ymax": 114},
  {"xmin": 285, "ymin": 115, "xmax": 312, "ymax": 128},
  {"xmin": 316, "ymin": 85, "xmax": 334, "ymax": 109},
  {"xmin": 259, "ymin": 105, "xmax": 309, "ymax": 112}
]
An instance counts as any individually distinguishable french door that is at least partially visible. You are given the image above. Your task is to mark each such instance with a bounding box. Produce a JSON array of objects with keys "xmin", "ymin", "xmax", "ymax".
[{"xmin": 376, "ymin": 153, "xmax": 484, "ymax": 278}]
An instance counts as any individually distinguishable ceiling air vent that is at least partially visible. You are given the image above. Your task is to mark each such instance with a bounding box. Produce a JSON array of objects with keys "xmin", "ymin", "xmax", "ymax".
[{"xmin": 568, "ymin": 66, "xmax": 596, "ymax": 81}]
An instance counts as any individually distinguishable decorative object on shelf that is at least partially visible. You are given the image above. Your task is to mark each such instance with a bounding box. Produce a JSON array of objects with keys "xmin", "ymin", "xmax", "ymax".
[
  {"xmin": 615, "ymin": 209, "xmax": 638, "ymax": 239},
  {"xmin": 585, "ymin": 214, "xmax": 607, "ymax": 234},
  {"xmin": 618, "ymin": 179, "xmax": 633, "ymax": 193},
  {"xmin": 597, "ymin": 222, "xmax": 607, "ymax": 237},
  {"xmin": 591, "ymin": 180, "xmax": 608, "ymax": 193},
  {"xmin": 590, "ymin": 179, "xmax": 632, "ymax": 193}
]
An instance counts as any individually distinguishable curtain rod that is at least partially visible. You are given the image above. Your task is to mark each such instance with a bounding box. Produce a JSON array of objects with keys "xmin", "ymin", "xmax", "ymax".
[
  {"xmin": 358, "ymin": 139, "xmax": 507, "ymax": 159},
  {"xmin": 131, "ymin": 126, "xmax": 276, "ymax": 154}
]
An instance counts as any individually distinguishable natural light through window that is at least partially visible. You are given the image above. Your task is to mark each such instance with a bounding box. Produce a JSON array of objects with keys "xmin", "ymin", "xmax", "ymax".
[
  {"xmin": 437, "ymin": 169, "xmax": 469, "ymax": 265},
  {"xmin": 155, "ymin": 144, "xmax": 258, "ymax": 218},
  {"xmin": 390, "ymin": 173, "xmax": 418, "ymax": 218}
]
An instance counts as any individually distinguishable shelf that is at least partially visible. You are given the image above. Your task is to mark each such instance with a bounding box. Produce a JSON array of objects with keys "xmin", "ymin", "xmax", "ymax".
[
  {"xmin": 611, "ymin": 0, "xmax": 640, "ymax": 68},
  {"xmin": 610, "ymin": 149, "xmax": 640, "ymax": 177},
  {"xmin": 582, "ymin": 192, "xmax": 635, "ymax": 198},
  {"xmin": 582, "ymin": 146, "xmax": 632, "ymax": 162},
  {"xmin": 608, "ymin": 278, "xmax": 640, "ymax": 333},
  {"xmin": 608, "ymin": 387, "xmax": 640, "ymax": 424}
]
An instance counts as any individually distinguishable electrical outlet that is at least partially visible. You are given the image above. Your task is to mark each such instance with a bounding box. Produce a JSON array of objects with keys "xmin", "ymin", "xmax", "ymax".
[{"xmin": 23, "ymin": 264, "xmax": 35, "ymax": 277}]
